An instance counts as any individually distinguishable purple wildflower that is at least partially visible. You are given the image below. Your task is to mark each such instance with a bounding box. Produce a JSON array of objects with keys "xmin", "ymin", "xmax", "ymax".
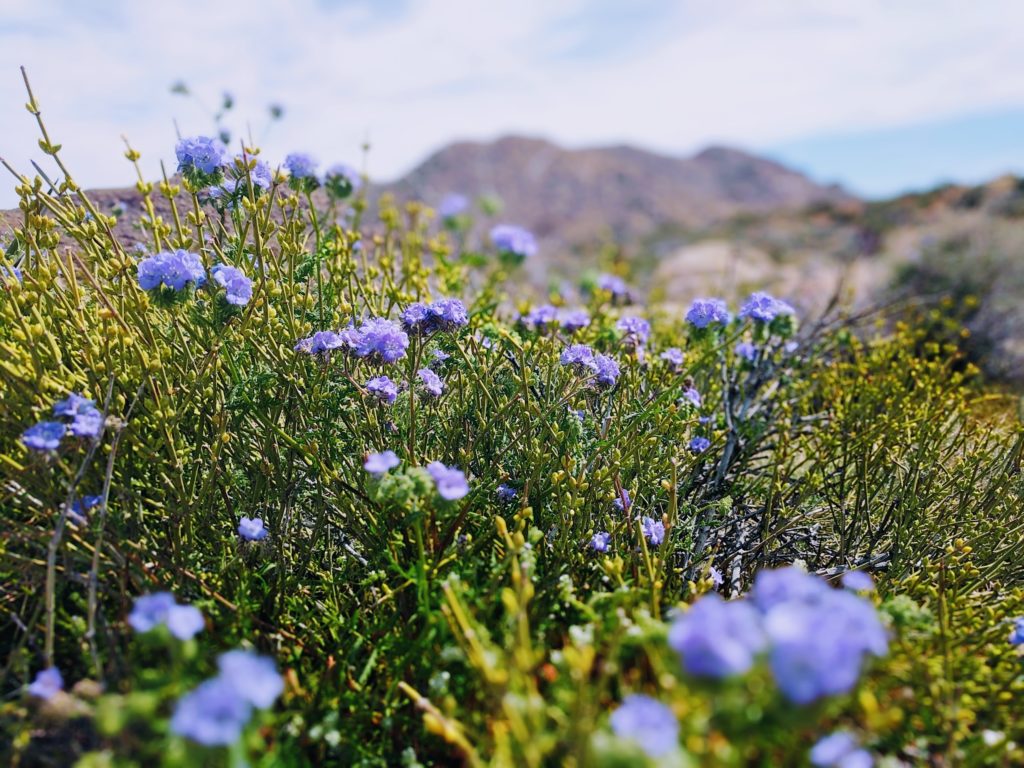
[
  {"xmin": 739, "ymin": 292, "xmax": 795, "ymax": 323},
  {"xmin": 1008, "ymin": 617, "xmax": 1024, "ymax": 646},
  {"xmin": 596, "ymin": 273, "xmax": 630, "ymax": 300},
  {"xmin": 439, "ymin": 193, "xmax": 468, "ymax": 219},
  {"xmin": 68, "ymin": 494, "xmax": 102, "ymax": 525},
  {"xmin": 171, "ymin": 677, "xmax": 251, "ymax": 746},
  {"xmin": 216, "ymin": 650, "xmax": 284, "ymax": 709},
  {"xmin": 21, "ymin": 421, "xmax": 66, "ymax": 452},
  {"xmin": 686, "ymin": 298, "xmax": 731, "ymax": 329},
  {"xmin": 418, "ymin": 368, "xmax": 444, "ymax": 396},
  {"xmin": 325, "ymin": 163, "xmax": 361, "ymax": 198},
  {"xmin": 284, "ymin": 152, "xmax": 318, "ymax": 181},
  {"xmin": 176, "ymin": 136, "xmax": 227, "ymax": 177},
  {"xmin": 490, "ymin": 224, "xmax": 537, "ymax": 260},
  {"xmin": 353, "ymin": 318, "xmax": 409, "ymax": 363},
  {"xmin": 613, "ymin": 488, "xmax": 631, "ymax": 513},
  {"xmin": 211, "ymin": 264, "xmax": 253, "ymax": 306},
  {"xmin": 594, "ymin": 354, "xmax": 620, "ymax": 388},
  {"xmin": 841, "ymin": 571, "xmax": 875, "ymax": 592},
  {"xmin": 365, "ymin": 450, "xmax": 400, "ymax": 476},
  {"xmin": 128, "ymin": 592, "xmax": 204, "ymax": 640},
  {"xmin": 521, "ymin": 304, "xmax": 559, "ymax": 331},
  {"xmin": 810, "ymin": 732, "xmax": 872, "ymax": 768},
  {"xmin": 641, "ymin": 516, "xmax": 665, "ymax": 546},
  {"xmin": 681, "ymin": 387, "xmax": 702, "ymax": 408},
  {"xmin": 295, "ymin": 330, "xmax": 345, "ymax": 355},
  {"xmin": 238, "ymin": 516, "xmax": 268, "ymax": 541},
  {"xmin": 137, "ymin": 249, "xmax": 205, "ymax": 292},
  {"xmin": 616, "ymin": 316, "xmax": 650, "ymax": 348},
  {"xmin": 660, "ymin": 347, "xmax": 684, "ymax": 370},
  {"xmin": 590, "ymin": 531, "xmax": 611, "ymax": 552},
  {"xmin": 735, "ymin": 341, "xmax": 758, "ymax": 361},
  {"xmin": 689, "ymin": 436, "xmax": 711, "ymax": 453},
  {"xmin": 560, "ymin": 344, "xmax": 596, "ymax": 372},
  {"xmin": 426, "ymin": 461, "xmax": 470, "ymax": 501},
  {"xmin": 366, "ymin": 376, "xmax": 399, "ymax": 405},
  {"xmin": 557, "ymin": 308, "xmax": 590, "ymax": 333},
  {"xmin": 496, "ymin": 483, "xmax": 517, "ymax": 502},
  {"xmin": 609, "ymin": 694, "xmax": 679, "ymax": 758},
  {"xmin": 668, "ymin": 594, "xmax": 767, "ymax": 678},
  {"xmin": 27, "ymin": 667, "xmax": 63, "ymax": 700}
]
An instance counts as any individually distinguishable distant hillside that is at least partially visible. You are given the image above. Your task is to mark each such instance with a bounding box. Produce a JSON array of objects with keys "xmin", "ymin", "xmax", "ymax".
[{"xmin": 384, "ymin": 135, "xmax": 853, "ymax": 250}]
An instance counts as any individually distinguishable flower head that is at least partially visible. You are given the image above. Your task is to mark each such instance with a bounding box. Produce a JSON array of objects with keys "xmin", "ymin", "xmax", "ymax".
[
  {"xmin": 590, "ymin": 531, "xmax": 611, "ymax": 552},
  {"xmin": 365, "ymin": 450, "xmax": 400, "ymax": 476},
  {"xmin": 594, "ymin": 354, "xmax": 620, "ymax": 388},
  {"xmin": 841, "ymin": 570, "xmax": 875, "ymax": 592},
  {"xmin": 439, "ymin": 193, "xmax": 469, "ymax": 219},
  {"xmin": 284, "ymin": 152, "xmax": 319, "ymax": 184},
  {"xmin": 597, "ymin": 273, "xmax": 630, "ymax": 301},
  {"xmin": 810, "ymin": 732, "xmax": 872, "ymax": 768},
  {"xmin": 560, "ymin": 344, "xmax": 596, "ymax": 372},
  {"xmin": 403, "ymin": 298, "xmax": 469, "ymax": 335},
  {"xmin": 211, "ymin": 264, "xmax": 253, "ymax": 306},
  {"xmin": 557, "ymin": 308, "xmax": 590, "ymax": 333},
  {"xmin": 490, "ymin": 224, "xmax": 537, "ymax": 260},
  {"xmin": 325, "ymin": 163, "xmax": 361, "ymax": 198},
  {"xmin": 138, "ymin": 249, "xmax": 205, "ymax": 292},
  {"xmin": 613, "ymin": 488, "xmax": 631, "ymax": 513},
  {"xmin": 1008, "ymin": 617, "xmax": 1024, "ymax": 646},
  {"xmin": 366, "ymin": 376, "xmax": 399, "ymax": 405},
  {"xmin": 426, "ymin": 461, "xmax": 470, "ymax": 500},
  {"xmin": 69, "ymin": 494, "xmax": 103, "ymax": 525},
  {"xmin": 418, "ymin": 368, "xmax": 444, "ymax": 396},
  {"xmin": 27, "ymin": 667, "xmax": 63, "ymax": 700},
  {"xmin": 609, "ymin": 694, "xmax": 679, "ymax": 758},
  {"xmin": 496, "ymin": 483, "xmax": 517, "ymax": 502},
  {"xmin": 689, "ymin": 436, "xmax": 711, "ymax": 453},
  {"xmin": 21, "ymin": 421, "xmax": 66, "ymax": 452},
  {"xmin": 641, "ymin": 516, "xmax": 665, "ymax": 546},
  {"xmin": 681, "ymin": 387, "xmax": 702, "ymax": 409},
  {"xmin": 238, "ymin": 516, "xmax": 268, "ymax": 541},
  {"xmin": 669, "ymin": 594, "xmax": 767, "ymax": 678},
  {"xmin": 171, "ymin": 677, "xmax": 251, "ymax": 746},
  {"xmin": 295, "ymin": 330, "xmax": 345, "ymax": 355},
  {"xmin": 686, "ymin": 298, "xmax": 731, "ymax": 329},
  {"xmin": 735, "ymin": 341, "xmax": 758, "ymax": 361},
  {"xmin": 739, "ymin": 292, "xmax": 795, "ymax": 323},
  {"xmin": 521, "ymin": 304, "xmax": 559, "ymax": 332},
  {"xmin": 216, "ymin": 650, "xmax": 284, "ymax": 709},
  {"xmin": 660, "ymin": 347, "xmax": 684, "ymax": 370},
  {"xmin": 128, "ymin": 592, "xmax": 204, "ymax": 640},
  {"xmin": 616, "ymin": 316, "xmax": 650, "ymax": 348},
  {"xmin": 353, "ymin": 318, "xmax": 409, "ymax": 364},
  {"xmin": 176, "ymin": 136, "xmax": 227, "ymax": 178}
]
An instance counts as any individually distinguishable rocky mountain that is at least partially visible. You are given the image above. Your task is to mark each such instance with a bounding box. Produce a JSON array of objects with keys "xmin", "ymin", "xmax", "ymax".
[{"xmin": 384, "ymin": 136, "xmax": 852, "ymax": 251}]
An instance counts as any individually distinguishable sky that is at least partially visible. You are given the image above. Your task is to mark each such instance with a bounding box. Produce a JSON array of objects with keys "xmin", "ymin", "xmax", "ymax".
[{"xmin": 0, "ymin": 0, "xmax": 1022, "ymax": 207}]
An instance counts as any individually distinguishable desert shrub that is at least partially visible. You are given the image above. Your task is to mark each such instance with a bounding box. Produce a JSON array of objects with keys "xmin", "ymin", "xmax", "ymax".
[{"xmin": 1, "ymin": 86, "xmax": 1022, "ymax": 767}]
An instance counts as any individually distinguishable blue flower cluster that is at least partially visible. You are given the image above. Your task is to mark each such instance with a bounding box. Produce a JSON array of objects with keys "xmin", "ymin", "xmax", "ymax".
[
  {"xmin": 596, "ymin": 273, "xmax": 631, "ymax": 301},
  {"xmin": 616, "ymin": 316, "xmax": 650, "ymax": 349},
  {"xmin": 366, "ymin": 375, "xmax": 399, "ymax": 405},
  {"xmin": 21, "ymin": 393, "xmax": 104, "ymax": 452},
  {"xmin": 175, "ymin": 136, "xmax": 227, "ymax": 181},
  {"xmin": 668, "ymin": 567, "xmax": 887, "ymax": 704},
  {"xmin": 365, "ymin": 450, "xmax": 400, "ymax": 476},
  {"xmin": 401, "ymin": 298, "xmax": 469, "ymax": 335},
  {"xmin": 284, "ymin": 152, "xmax": 319, "ymax": 188},
  {"xmin": 558, "ymin": 344, "xmax": 621, "ymax": 389},
  {"xmin": 609, "ymin": 694, "xmax": 679, "ymax": 758},
  {"xmin": 171, "ymin": 650, "xmax": 283, "ymax": 746},
  {"xmin": 128, "ymin": 592, "xmax": 205, "ymax": 640},
  {"xmin": 426, "ymin": 461, "xmax": 470, "ymax": 500},
  {"xmin": 238, "ymin": 516, "xmax": 268, "ymax": 541},
  {"xmin": 810, "ymin": 731, "xmax": 872, "ymax": 768},
  {"xmin": 137, "ymin": 249, "xmax": 205, "ymax": 292},
  {"xmin": 211, "ymin": 264, "xmax": 253, "ymax": 306},
  {"xmin": 438, "ymin": 193, "xmax": 468, "ymax": 219},
  {"xmin": 418, "ymin": 368, "xmax": 444, "ymax": 396},
  {"xmin": 27, "ymin": 667, "xmax": 63, "ymax": 700},
  {"xmin": 685, "ymin": 298, "xmax": 732, "ymax": 328},
  {"xmin": 489, "ymin": 224, "xmax": 537, "ymax": 260},
  {"xmin": 739, "ymin": 291, "xmax": 796, "ymax": 323},
  {"xmin": 295, "ymin": 317, "xmax": 409, "ymax": 363}
]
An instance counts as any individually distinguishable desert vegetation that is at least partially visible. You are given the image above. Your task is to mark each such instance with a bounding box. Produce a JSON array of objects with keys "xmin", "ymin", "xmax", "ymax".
[{"xmin": 1, "ymin": 79, "xmax": 1023, "ymax": 767}]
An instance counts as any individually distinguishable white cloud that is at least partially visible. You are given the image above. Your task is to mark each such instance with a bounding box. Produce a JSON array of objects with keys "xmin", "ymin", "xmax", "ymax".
[{"xmin": 0, "ymin": 0, "xmax": 1022, "ymax": 206}]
